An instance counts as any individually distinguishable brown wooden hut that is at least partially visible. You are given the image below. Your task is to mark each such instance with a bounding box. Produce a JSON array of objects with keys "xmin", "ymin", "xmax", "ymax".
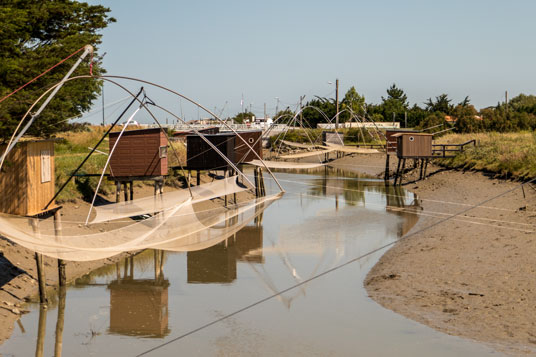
[
  {"xmin": 109, "ymin": 128, "xmax": 168, "ymax": 178},
  {"xmin": 235, "ymin": 130, "xmax": 263, "ymax": 163},
  {"xmin": 385, "ymin": 129, "xmax": 419, "ymax": 154},
  {"xmin": 0, "ymin": 140, "xmax": 57, "ymax": 216},
  {"xmin": 186, "ymin": 133, "xmax": 235, "ymax": 170},
  {"xmin": 322, "ymin": 131, "xmax": 344, "ymax": 145},
  {"xmin": 392, "ymin": 132, "xmax": 433, "ymax": 158}
]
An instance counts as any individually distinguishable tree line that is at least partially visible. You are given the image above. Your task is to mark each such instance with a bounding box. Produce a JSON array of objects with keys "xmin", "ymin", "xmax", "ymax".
[{"xmin": 233, "ymin": 84, "xmax": 536, "ymax": 134}]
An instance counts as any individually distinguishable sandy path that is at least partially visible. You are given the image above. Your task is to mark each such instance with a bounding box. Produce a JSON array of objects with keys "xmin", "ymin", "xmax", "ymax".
[{"xmin": 331, "ymin": 153, "xmax": 536, "ymax": 355}]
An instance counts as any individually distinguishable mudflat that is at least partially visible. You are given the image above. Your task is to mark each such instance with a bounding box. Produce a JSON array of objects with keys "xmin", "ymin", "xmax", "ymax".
[{"xmin": 338, "ymin": 153, "xmax": 536, "ymax": 355}]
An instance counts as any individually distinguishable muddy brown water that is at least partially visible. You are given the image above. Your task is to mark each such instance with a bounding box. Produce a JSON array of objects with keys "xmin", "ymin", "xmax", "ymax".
[{"xmin": 0, "ymin": 169, "xmax": 499, "ymax": 356}]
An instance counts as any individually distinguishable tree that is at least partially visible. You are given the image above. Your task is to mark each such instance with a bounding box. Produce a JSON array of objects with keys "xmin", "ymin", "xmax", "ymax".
[
  {"xmin": 453, "ymin": 103, "xmax": 481, "ymax": 133},
  {"xmin": 424, "ymin": 94, "xmax": 453, "ymax": 114},
  {"xmin": 231, "ymin": 111, "xmax": 255, "ymax": 124},
  {"xmin": 380, "ymin": 83, "xmax": 409, "ymax": 123},
  {"xmin": 340, "ymin": 86, "xmax": 365, "ymax": 121},
  {"xmin": 416, "ymin": 112, "xmax": 447, "ymax": 133},
  {"xmin": 0, "ymin": 0, "xmax": 115, "ymax": 141},
  {"xmin": 274, "ymin": 108, "xmax": 295, "ymax": 125},
  {"xmin": 302, "ymin": 96, "xmax": 336, "ymax": 128}
]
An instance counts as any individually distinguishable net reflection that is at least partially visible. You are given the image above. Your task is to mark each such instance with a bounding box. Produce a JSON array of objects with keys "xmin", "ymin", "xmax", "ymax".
[{"xmin": 107, "ymin": 251, "xmax": 170, "ymax": 338}]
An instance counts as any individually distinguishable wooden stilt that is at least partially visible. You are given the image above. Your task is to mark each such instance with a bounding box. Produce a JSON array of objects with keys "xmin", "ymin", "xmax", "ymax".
[
  {"xmin": 254, "ymin": 167, "xmax": 259, "ymax": 197},
  {"xmin": 54, "ymin": 210, "xmax": 66, "ymax": 287},
  {"xmin": 384, "ymin": 154, "xmax": 390, "ymax": 180},
  {"xmin": 32, "ymin": 219, "xmax": 47, "ymax": 305},
  {"xmin": 259, "ymin": 168, "xmax": 266, "ymax": 196},
  {"xmin": 394, "ymin": 158, "xmax": 402, "ymax": 186},
  {"xmin": 130, "ymin": 181, "xmax": 134, "ymax": 200},
  {"xmin": 423, "ymin": 159, "xmax": 429, "ymax": 179},
  {"xmin": 115, "ymin": 181, "xmax": 121, "ymax": 203},
  {"xmin": 35, "ymin": 253, "xmax": 47, "ymax": 304},
  {"xmin": 123, "ymin": 182, "xmax": 128, "ymax": 202},
  {"xmin": 196, "ymin": 170, "xmax": 201, "ymax": 186}
]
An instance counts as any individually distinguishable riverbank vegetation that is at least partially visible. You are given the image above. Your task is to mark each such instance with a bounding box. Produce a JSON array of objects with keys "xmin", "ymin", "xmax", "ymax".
[{"xmin": 435, "ymin": 132, "xmax": 536, "ymax": 180}]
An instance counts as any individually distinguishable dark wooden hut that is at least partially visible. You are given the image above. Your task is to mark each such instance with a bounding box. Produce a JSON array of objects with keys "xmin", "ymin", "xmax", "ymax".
[{"xmin": 109, "ymin": 128, "xmax": 168, "ymax": 178}]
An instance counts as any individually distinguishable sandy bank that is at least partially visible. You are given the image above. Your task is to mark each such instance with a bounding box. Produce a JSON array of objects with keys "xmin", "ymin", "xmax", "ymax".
[{"xmin": 333, "ymin": 153, "xmax": 536, "ymax": 355}]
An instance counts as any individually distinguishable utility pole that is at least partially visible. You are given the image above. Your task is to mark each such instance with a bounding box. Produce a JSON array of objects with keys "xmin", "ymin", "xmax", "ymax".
[
  {"xmin": 335, "ymin": 78, "xmax": 339, "ymax": 130},
  {"xmin": 275, "ymin": 97, "xmax": 279, "ymax": 117},
  {"xmin": 404, "ymin": 111, "xmax": 407, "ymax": 128},
  {"xmin": 264, "ymin": 102, "xmax": 266, "ymax": 121},
  {"xmin": 241, "ymin": 93, "xmax": 244, "ymax": 113},
  {"xmin": 299, "ymin": 95, "xmax": 305, "ymax": 127},
  {"xmin": 101, "ymin": 83, "xmax": 105, "ymax": 126},
  {"xmin": 505, "ymin": 90, "xmax": 509, "ymax": 114}
]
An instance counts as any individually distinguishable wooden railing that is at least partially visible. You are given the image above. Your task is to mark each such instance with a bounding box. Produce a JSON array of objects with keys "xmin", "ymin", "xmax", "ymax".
[{"xmin": 432, "ymin": 139, "xmax": 476, "ymax": 158}]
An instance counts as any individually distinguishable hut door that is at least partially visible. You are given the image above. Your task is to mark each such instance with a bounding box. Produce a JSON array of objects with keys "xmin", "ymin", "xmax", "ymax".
[{"xmin": 40, "ymin": 150, "xmax": 51, "ymax": 183}]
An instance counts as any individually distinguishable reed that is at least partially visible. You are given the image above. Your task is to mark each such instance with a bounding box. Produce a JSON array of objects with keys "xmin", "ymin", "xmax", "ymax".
[{"xmin": 435, "ymin": 132, "xmax": 536, "ymax": 180}]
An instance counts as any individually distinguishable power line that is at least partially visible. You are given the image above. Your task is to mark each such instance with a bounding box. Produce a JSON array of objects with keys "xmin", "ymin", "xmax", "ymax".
[{"xmin": 136, "ymin": 176, "xmax": 535, "ymax": 356}]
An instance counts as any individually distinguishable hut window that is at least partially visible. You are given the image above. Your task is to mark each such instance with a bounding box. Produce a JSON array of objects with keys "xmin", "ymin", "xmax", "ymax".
[
  {"xmin": 409, "ymin": 136, "xmax": 415, "ymax": 142},
  {"xmin": 248, "ymin": 137, "xmax": 255, "ymax": 144},
  {"xmin": 40, "ymin": 150, "xmax": 51, "ymax": 183},
  {"xmin": 159, "ymin": 146, "xmax": 168, "ymax": 158}
]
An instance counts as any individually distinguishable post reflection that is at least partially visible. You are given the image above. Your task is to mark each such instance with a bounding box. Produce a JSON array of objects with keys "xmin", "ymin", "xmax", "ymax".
[
  {"xmin": 54, "ymin": 286, "xmax": 66, "ymax": 357},
  {"xmin": 107, "ymin": 251, "xmax": 170, "ymax": 338},
  {"xmin": 35, "ymin": 304, "xmax": 47, "ymax": 357}
]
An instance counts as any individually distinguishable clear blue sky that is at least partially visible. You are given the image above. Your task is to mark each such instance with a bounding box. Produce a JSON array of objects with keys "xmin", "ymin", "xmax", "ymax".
[{"xmin": 84, "ymin": 0, "xmax": 536, "ymax": 124}]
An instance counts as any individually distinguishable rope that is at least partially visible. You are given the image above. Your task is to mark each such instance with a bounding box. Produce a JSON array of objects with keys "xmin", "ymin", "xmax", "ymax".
[
  {"xmin": 136, "ymin": 176, "xmax": 535, "ymax": 356},
  {"xmin": 0, "ymin": 46, "xmax": 86, "ymax": 105}
]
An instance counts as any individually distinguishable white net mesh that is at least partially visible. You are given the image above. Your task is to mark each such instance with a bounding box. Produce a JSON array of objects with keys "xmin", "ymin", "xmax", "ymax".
[{"xmin": 0, "ymin": 194, "xmax": 281, "ymax": 261}]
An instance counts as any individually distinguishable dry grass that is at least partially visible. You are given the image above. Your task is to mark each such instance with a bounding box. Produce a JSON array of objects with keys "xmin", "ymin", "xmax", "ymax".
[{"xmin": 435, "ymin": 132, "xmax": 536, "ymax": 180}]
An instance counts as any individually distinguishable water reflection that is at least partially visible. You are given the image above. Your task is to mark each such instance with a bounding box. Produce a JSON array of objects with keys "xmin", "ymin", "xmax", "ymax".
[
  {"xmin": 3, "ymin": 170, "xmax": 496, "ymax": 357},
  {"xmin": 187, "ymin": 225, "xmax": 264, "ymax": 284},
  {"xmin": 107, "ymin": 251, "xmax": 170, "ymax": 338}
]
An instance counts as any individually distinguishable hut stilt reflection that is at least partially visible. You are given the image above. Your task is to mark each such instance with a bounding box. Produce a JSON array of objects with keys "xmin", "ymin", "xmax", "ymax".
[{"xmin": 107, "ymin": 250, "xmax": 170, "ymax": 338}]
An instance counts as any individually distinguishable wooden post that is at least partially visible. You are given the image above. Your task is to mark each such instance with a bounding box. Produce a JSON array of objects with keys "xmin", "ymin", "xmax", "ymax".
[
  {"xmin": 130, "ymin": 181, "xmax": 134, "ymax": 200},
  {"xmin": 254, "ymin": 167, "xmax": 259, "ymax": 197},
  {"xmin": 123, "ymin": 182, "xmax": 128, "ymax": 202},
  {"xmin": 54, "ymin": 210, "xmax": 66, "ymax": 287},
  {"xmin": 423, "ymin": 159, "xmax": 429, "ymax": 179},
  {"xmin": 419, "ymin": 159, "xmax": 425, "ymax": 180},
  {"xmin": 259, "ymin": 168, "xmax": 266, "ymax": 196},
  {"xmin": 196, "ymin": 170, "xmax": 201, "ymax": 186},
  {"xmin": 115, "ymin": 181, "xmax": 121, "ymax": 203},
  {"xmin": 384, "ymin": 154, "xmax": 390, "ymax": 180},
  {"xmin": 394, "ymin": 158, "xmax": 402, "ymax": 186},
  {"xmin": 32, "ymin": 219, "xmax": 47, "ymax": 305}
]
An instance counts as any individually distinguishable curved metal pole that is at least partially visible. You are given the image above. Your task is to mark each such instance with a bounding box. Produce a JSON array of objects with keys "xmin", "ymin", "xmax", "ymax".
[
  {"xmin": 85, "ymin": 106, "xmax": 142, "ymax": 225},
  {"xmin": 100, "ymin": 75, "xmax": 285, "ymax": 193},
  {"xmin": 0, "ymin": 45, "xmax": 94, "ymax": 171},
  {"xmin": 150, "ymin": 103, "xmax": 256, "ymax": 189}
]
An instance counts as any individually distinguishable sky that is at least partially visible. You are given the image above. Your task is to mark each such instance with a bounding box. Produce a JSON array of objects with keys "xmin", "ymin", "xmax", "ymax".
[{"xmin": 83, "ymin": 0, "xmax": 536, "ymax": 124}]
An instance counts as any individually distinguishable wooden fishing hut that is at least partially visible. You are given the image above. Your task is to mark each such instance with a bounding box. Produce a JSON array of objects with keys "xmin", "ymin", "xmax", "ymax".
[
  {"xmin": 391, "ymin": 132, "xmax": 434, "ymax": 185},
  {"xmin": 0, "ymin": 139, "xmax": 62, "ymax": 304},
  {"xmin": 384, "ymin": 129, "xmax": 419, "ymax": 180},
  {"xmin": 108, "ymin": 128, "xmax": 168, "ymax": 201},
  {"xmin": 185, "ymin": 131, "xmax": 265, "ymax": 195},
  {"xmin": 322, "ymin": 131, "xmax": 344, "ymax": 146},
  {"xmin": 0, "ymin": 140, "xmax": 58, "ymax": 216}
]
